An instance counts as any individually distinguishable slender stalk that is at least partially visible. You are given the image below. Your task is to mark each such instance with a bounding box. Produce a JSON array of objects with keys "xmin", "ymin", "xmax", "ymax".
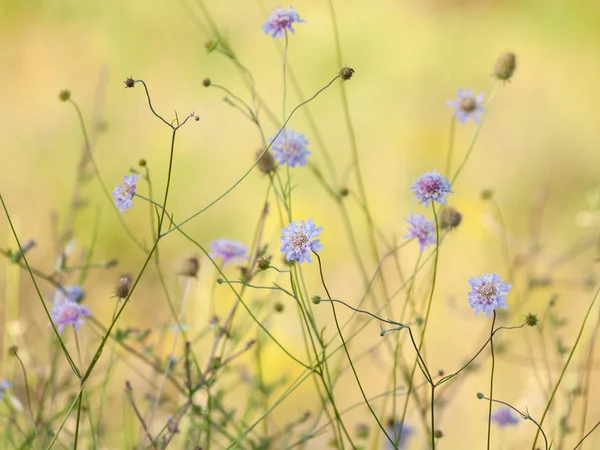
[{"xmin": 487, "ymin": 311, "xmax": 497, "ymax": 450}]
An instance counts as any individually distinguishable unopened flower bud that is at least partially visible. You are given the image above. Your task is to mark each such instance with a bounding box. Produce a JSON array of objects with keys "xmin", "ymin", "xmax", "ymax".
[
  {"xmin": 311, "ymin": 295, "xmax": 321, "ymax": 304},
  {"xmin": 434, "ymin": 430, "xmax": 444, "ymax": 439},
  {"xmin": 525, "ymin": 313, "xmax": 539, "ymax": 327},
  {"xmin": 355, "ymin": 423, "xmax": 369, "ymax": 439},
  {"xmin": 180, "ymin": 257, "xmax": 200, "ymax": 278},
  {"xmin": 493, "ymin": 52, "xmax": 517, "ymax": 82},
  {"xmin": 256, "ymin": 149, "xmax": 277, "ymax": 174},
  {"xmin": 205, "ymin": 38, "xmax": 218, "ymax": 53},
  {"xmin": 481, "ymin": 189, "xmax": 494, "ymax": 200},
  {"xmin": 476, "ymin": 392, "xmax": 484, "ymax": 399},
  {"xmin": 8, "ymin": 345, "xmax": 18, "ymax": 357},
  {"xmin": 59, "ymin": 90, "xmax": 71, "ymax": 102},
  {"xmin": 124, "ymin": 77, "xmax": 135, "ymax": 88},
  {"xmin": 138, "ymin": 159, "xmax": 147, "ymax": 167},
  {"xmin": 202, "ymin": 78, "xmax": 211, "ymax": 87},
  {"xmin": 339, "ymin": 187, "xmax": 349, "ymax": 197},
  {"xmin": 339, "ymin": 66, "xmax": 355, "ymax": 81},
  {"xmin": 258, "ymin": 256, "xmax": 271, "ymax": 271},
  {"xmin": 439, "ymin": 207, "xmax": 463, "ymax": 229},
  {"xmin": 274, "ymin": 302, "xmax": 284, "ymax": 312}
]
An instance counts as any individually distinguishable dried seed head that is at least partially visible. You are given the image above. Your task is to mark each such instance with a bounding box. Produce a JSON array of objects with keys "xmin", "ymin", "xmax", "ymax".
[
  {"xmin": 114, "ymin": 275, "xmax": 132, "ymax": 299},
  {"xmin": 339, "ymin": 66, "xmax": 355, "ymax": 81},
  {"xmin": 180, "ymin": 257, "xmax": 200, "ymax": 278},
  {"xmin": 439, "ymin": 206, "xmax": 463, "ymax": 229},
  {"xmin": 493, "ymin": 52, "xmax": 517, "ymax": 82},
  {"xmin": 525, "ymin": 313, "xmax": 539, "ymax": 327},
  {"xmin": 124, "ymin": 77, "xmax": 135, "ymax": 88},
  {"xmin": 256, "ymin": 149, "xmax": 277, "ymax": 174}
]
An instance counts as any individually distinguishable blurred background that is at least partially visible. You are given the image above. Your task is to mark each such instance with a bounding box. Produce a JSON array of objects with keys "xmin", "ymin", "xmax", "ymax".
[{"xmin": 1, "ymin": 0, "xmax": 600, "ymax": 448}]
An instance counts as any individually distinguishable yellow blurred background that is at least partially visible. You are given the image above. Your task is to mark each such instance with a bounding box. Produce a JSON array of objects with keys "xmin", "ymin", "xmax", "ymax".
[{"xmin": 2, "ymin": 0, "xmax": 600, "ymax": 448}]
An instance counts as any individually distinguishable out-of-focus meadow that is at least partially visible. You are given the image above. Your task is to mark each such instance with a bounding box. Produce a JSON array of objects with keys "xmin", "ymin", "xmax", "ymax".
[{"xmin": 2, "ymin": 0, "xmax": 600, "ymax": 448}]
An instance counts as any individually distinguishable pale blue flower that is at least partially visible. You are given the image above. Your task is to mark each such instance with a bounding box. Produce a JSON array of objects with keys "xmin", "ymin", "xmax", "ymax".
[
  {"xmin": 112, "ymin": 173, "xmax": 142, "ymax": 213},
  {"xmin": 491, "ymin": 406, "xmax": 520, "ymax": 426},
  {"xmin": 411, "ymin": 170, "xmax": 452, "ymax": 206},
  {"xmin": 210, "ymin": 238, "xmax": 248, "ymax": 266},
  {"xmin": 51, "ymin": 298, "xmax": 92, "ymax": 333},
  {"xmin": 269, "ymin": 128, "xmax": 310, "ymax": 167},
  {"xmin": 386, "ymin": 419, "xmax": 414, "ymax": 449},
  {"xmin": 0, "ymin": 379, "xmax": 10, "ymax": 401},
  {"xmin": 468, "ymin": 273, "xmax": 512, "ymax": 316},
  {"xmin": 280, "ymin": 219, "xmax": 323, "ymax": 263},
  {"xmin": 405, "ymin": 213, "xmax": 436, "ymax": 251},
  {"xmin": 262, "ymin": 6, "xmax": 305, "ymax": 38},
  {"xmin": 447, "ymin": 89, "xmax": 485, "ymax": 123}
]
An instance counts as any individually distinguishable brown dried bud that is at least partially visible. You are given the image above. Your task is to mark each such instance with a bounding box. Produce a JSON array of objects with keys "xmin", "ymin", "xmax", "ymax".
[
  {"xmin": 124, "ymin": 77, "xmax": 135, "ymax": 88},
  {"xmin": 339, "ymin": 66, "xmax": 355, "ymax": 81},
  {"xmin": 493, "ymin": 52, "xmax": 517, "ymax": 82},
  {"xmin": 256, "ymin": 149, "xmax": 277, "ymax": 174},
  {"xmin": 439, "ymin": 207, "xmax": 463, "ymax": 229},
  {"xmin": 180, "ymin": 257, "xmax": 200, "ymax": 278},
  {"xmin": 114, "ymin": 275, "xmax": 132, "ymax": 299},
  {"xmin": 525, "ymin": 313, "xmax": 539, "ymax": 327}
]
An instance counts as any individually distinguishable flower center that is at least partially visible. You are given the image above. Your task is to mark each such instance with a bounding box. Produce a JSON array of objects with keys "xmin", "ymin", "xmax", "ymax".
[
  {"xmin": 460, "ymin": 97, "xmax": 476, "ymax": 112},
  {"xmin": 478, "ymin": 282, "xmax": 497, "ymax": 300},
  {"xmin": 291, "ymin": 231, "xmax": 308, "ymax": 249}
]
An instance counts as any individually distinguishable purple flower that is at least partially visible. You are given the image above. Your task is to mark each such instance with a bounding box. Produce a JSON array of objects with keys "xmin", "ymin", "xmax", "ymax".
[
  {"xmin": 447, "ymin": 89, "xmax": 485, "ymax": 124},
  {"xmin": 411, "ymin": 170, "xmax": 452, "ymax": 206},
  {"xmin": 491, "ymin": 406, "xmax": 520, "ymax": 426},
  {"xmin": 405, "ymin": 213, "xmax": 436, "ymax": 251},
  {"xmin": 209, "ymin": 238, "xmax": 248, "ymax": 266},
  {"xmin": 0, "ymin": 379, "xmax": 10, "ymax": 401},
  {"xmin": 386, "ymin": 419, "xmax": 414, "ymax": 450},
  {"xmin": 280, "ymin": 219, "xmax": 323, "ymax": 263},
  {"xmin": 468, "ymin": 273, "xmax": 512, "ymax": 316},
  {"xmin": 51, "ymin": 298, "xmax": 92, "ymax": 333},
  {"xmin": 262, "ymin": 6, "xmax": 305, "ymax": 38},
  {"xmin": 269, "ymin": 128, "xmax": 310, "ymax": 167},
  {"xmin": 112, "ymin": 173, "xmax": 142, "ymax": 213}
]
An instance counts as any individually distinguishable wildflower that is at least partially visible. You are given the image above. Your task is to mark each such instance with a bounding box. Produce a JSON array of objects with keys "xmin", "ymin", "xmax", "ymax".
[
  {"xmin": 124, "ymin": 77, "xmax": 135, "ymax": 88},
  {"xmin": 50, "ymin": 298, "xmax": 92, "ymax": 333},
  {"xmin": 112, "ymin": 174, "xmax": 142, "ymax": 213},
  {"xmin": 439, "ymin": 206, "xmax": 463, "ymax": 229},
  {"xmin": 210, "ymin": 238, "xmax": 248, "ymax": 266},
  {"xmin": 468, "ymin": 273, "xmax": 512, "ymax": 316},
  {"xmin": 339, "ymin": 66, "xmax": 355, "ymax": 81},
  {"xmin": 447, "ymin": 89, "xmax": 485, "ymax": 123},
  {"xmin": 411, "ymin": 170, "xmax": 452, "ymax": 206},
  {"xmin": 493, "ymin": 52, "xmax": 517, "ymax": 82},
  {"xmin": 269, "ymin": 128, "xmax": 310, "ymax": 167},
  {"xmin": 386, "ymin": 419, "xmax": 414, "ymax": 450},
  {"xmin": 114, "ymin": 275, "xmax": 132, "ymax": 299},
  {"xmin": 404, "ymin": 213, "xmax": 436, "ymax": 251},
  {"xmin": 524, "ymin": 313, "xmax": 539, "ymax": 327},
  {"xmin": 491, "ymin": 406, "xmax": 520, "ymax": 426},
  {"xmin": 280, "ymin": 219, "xmax": 323, "ymax": 263},
  {"xmin": 262, "ymin": 6, "xmax": 305, "ymax": 38},
  {"xmin": 0, "ymin": 379, "xmax": 10, "ymax": 401}
]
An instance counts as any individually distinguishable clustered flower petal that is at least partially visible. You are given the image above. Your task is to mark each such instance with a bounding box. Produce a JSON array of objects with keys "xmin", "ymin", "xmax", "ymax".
[
  {"xmin": 269, "ymin": 128, "xmax": 310, "ymax": 167},
  {"xmin": 411, "ymin": 170, "xmax": 452, "ymax": 206},
  {"xmin": 112, "ymin": 174, "xmax": 142, "ymax": 213},
  {"xmin": 51, "ymin": 293, "xmax": 92, "ymax": 333},
  {"xmin": 447, "ymin": 88, "xmax": 485, "ymax": 123},
  {"xmin": 262, "ymin": 6, "xmax": 306, "ymax": 38},
  {"xmin": 280, "ymin": 219, "xmax": 323, "ymax": 263},
  {"xmin": 491, "ymin": 406, "xmax": 520, "ymax": 426},
  {"xmin": 468, "ymin": 273, "xmax": 512, "ymax": 316},
  {"xmin": 209, "ymin": 238, "xmax": 248, "ymax": 266},
  {"xmin": 405, "ymin": 213, "xmax": 436, "ymax": 251},
  {"xmin": 386, "ymin": 419, "xmax": 414, "ymax": 450}
]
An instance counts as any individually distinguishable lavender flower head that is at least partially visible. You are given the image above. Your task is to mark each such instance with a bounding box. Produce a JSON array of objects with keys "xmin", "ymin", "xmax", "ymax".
[
  {"xmin": 210, "ymin": 238, "xmax": 248, "ymax": 266},
  {"xmin": 280, "ymin": 219, "xmax": 323, "ymax": 263},
  {"xmin": 0, "ymin": 378, "xmax": 10, "ymax": 401},
  {"xmin": 51, "ymin": 292, "xmax": 92, "ymax": 333},
  {"xmin": 112, "ymin": 173, "xmax": 142, "ymax": 213},
  {"xmin": 411, "ymin": 170, "xmax": 452, "ymax": 206},
  {"xmin": 386, "ymin": 419, "xmax": 414, "ymax": 450},
  {"xmin": 491, "ymin": 406, "xmax": 520, "ymax": 426},
  {"xmin": 405, "ymin": 213, "xmax": 436, "ymax": 251},
  {"xmin": 447, "ymin": 89, "xmax": 485, "ymax": 124},
  {"xmin": 262, "ymin": 6, "xmax": 305, "ymax": 38},
  {"xmin": 468, "ymin": 273, "xmax": 512, "ymax": 316},
  {"xmin": 269, "ymin": 128, "xmax": 310, "ymax": 167}
]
